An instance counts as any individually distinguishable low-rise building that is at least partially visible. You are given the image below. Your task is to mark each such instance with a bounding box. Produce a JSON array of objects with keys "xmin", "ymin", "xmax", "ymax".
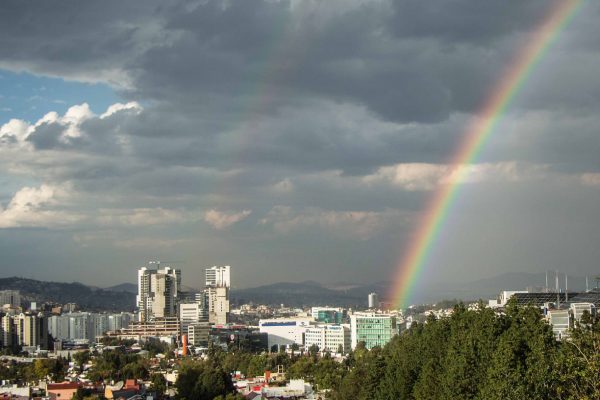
[
  {"xmin": 350, "ymin": 312, "xmax": 397, "ymax": 350},
  {"xmin": 259, "ymin": 317, "xmax": 313, "ymax": 349},
  {"xmin": 304, "ymin": 324, "xmax": 351, "ymax": 353}
]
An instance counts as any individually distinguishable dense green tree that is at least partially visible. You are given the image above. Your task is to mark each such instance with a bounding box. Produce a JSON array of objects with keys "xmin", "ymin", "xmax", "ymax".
[
  {"xmin": 176, "ymin": 360, "xmax": 236, "ymax": 400},
  {"xmin": 551, "ymin": 311, "xmax": 600, "ymax": 399},
  {"xmin": 150, "ymin": 373, "xmax": 167, "ymax": 399}
]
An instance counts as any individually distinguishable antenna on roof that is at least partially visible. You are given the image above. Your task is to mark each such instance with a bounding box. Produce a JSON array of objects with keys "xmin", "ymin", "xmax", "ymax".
[
  {"xmin": 555, "ymin": 270, "xmax": 560, "ymax": 308},
  {"xmin": 565, "ymin": 274, "xmax": 568, "ymax": 303},
  {"xmin": 586, "ymin": 276, "xmax": 589, "ymax": 292},
  {"xmin": 545, "ymin": 271, "xmax": 548, "ymax": 293}
]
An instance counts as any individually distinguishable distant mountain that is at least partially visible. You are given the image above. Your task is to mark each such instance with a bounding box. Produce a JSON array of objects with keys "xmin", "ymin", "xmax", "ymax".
[
  {"xmin": 106, "ymin": 282, "xmax": 199, "ymax": 294},
  {"xmin": 231, "ymin": 280, "xmax": 369, "ymax": 308},
  {"xmin": 106, "ymin": 282, "xmax": 138, "ymax": 294},
  {"xmin": 231, "ymin": 271, "xmax": 593, "ymax": 308},
  {"xmin": 0, "ymin": 277, "xmax": 136, "ymax": 312}
]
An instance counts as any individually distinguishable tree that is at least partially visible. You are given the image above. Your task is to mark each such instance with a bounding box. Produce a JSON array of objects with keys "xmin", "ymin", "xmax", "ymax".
[
  {"xmin": 176, "ymin": 360, "xmax": 236, "ymax": 400},
  {"xmin": 150, "ymin": 373, "xmax": 167, "ymax": 399}
]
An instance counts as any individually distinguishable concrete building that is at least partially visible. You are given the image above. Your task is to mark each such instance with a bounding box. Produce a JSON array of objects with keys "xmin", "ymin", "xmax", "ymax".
[
  {"xmin": 304, "ymin": 324, "xmax": 351, "ymax": 353},
  {"xmin": 311, "ymin": 307, "xmax": 343, "ymax": 324},
  {"xmin": 203, "ymin": 266, "xmax": 231, "ymax": 324},
  {"xmin": 1, "ymin": 315, "xmax": 16, "ymax": 348},
  {"xmin": 48, "ymin": 315, "xmax": 70, "ymax": 341},
  {"xmin": 206, "ymin": 286, "xmax": 230, "ymax": 325},
  {"xmin": 259, "ymin": 317, "xmax": 312, "ymax": 349},
  {"xmin": 205, "ymin": 265, "xmax": 231, "ymax": 288},
  {"xmin": 0, "ymin": 290, "xmax": 21, "ymax": 308},
  {"xmin": 49, "ymin": 312, "xmax": 133, "ymax": 342},
  {"xmin": 570, "ymin": 302, "xmax": 596, "ymax": 321},
  {"xmin": 108, "ymin": 312, "xmax": 133, "ymax": 332},
  {"xmin": 137, "ymin": 263, "xmax": 181, "ymax": 322},
  {"xmin": 368, "ymin": 293, "xmax": 379, "ymax": 309},
  {"xmin": 111, "ymin": 317, "xmax": 180, "ymax": 342},
  {"xmin": 547, "ymin": 302, "xmax": 596, "ymax": 340},
  {"xmin": 15, "ymin": 313, "xmax": 48, "ymax": 349},
  {"xmin": 187, "ymin": 322, "xmax": 210, "ymax": 347},
  {"xmin": 179, "ymin": 302, "xmax": 208, "ymax": 334},
  {"xmin": 350, "ymin": 313, "xmax": 397, "ymax": 350}
]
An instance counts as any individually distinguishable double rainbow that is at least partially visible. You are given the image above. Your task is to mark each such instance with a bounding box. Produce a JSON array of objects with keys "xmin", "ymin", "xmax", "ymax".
[{"xmin": 391, "ymin": 0, "xmax": 583, "ymax": 309}]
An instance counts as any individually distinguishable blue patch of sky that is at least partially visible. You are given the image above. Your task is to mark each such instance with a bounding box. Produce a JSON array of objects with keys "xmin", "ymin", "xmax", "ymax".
[{"xmin": 0, "ymin": 68, "xmax": 120, "ymax": 124}]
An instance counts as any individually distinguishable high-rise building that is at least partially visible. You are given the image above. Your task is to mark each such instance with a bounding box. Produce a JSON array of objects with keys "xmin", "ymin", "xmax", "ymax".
[
  {"xmin": 0, "ymin": 290, "xmax": 21, "ymax": 309},
  {"xmin": 108, "ymin": 313, "xmax": 133, "ymax": 332},
  {"xmin": 206, "ymin": 286, "xmax": 229, "ymax": 325},
  {"xmin": 137, "ymin": 263, "xmax": 181, "ymax": 322},
  {"xmin": 187, "ymin": 323, "xmax": 210, "ymax": 347},
  {"xmin": 204, "ymin": 266, "xmax": 230, "ymax": 324},
  {"xmin": 1, "ymin": 315, "xmax": 16, "ymax": 348},
  {"xmin": 368, "ymin": 293, "xmax": 379, "ymax": 309},
  {"xmin": 179, "ymin": 302, "xmax": 208, "ymax": 334},
  {"xmin": 350, "ymin": 313, "xmax": 396, "ymax": 350},
  {"xmin": 205, "ymin": 266, "xmax": 231, "ymax": 288},
  {"xmin": 15, "ymin": 313, "xmax": 48, "ymax": 349}
]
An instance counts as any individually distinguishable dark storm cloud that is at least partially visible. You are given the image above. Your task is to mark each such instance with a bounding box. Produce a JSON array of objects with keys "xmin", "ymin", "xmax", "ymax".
[
  {"xmin": 0, "ymin": 0, "xmax": 580, "ymax": 125},
  {"xmin": 388, "ymin": 0, "xmax": 553, "ymax": 44},
  {"xmin": 1, "ymin": 0, "xmax": 600, "ymax": 287}
]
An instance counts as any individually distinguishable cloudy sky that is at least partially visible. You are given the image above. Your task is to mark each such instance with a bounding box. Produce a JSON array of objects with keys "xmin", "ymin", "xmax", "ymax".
[{"xmin": 0, "ymin": 0, "xmax": 599, "ymax": 291}]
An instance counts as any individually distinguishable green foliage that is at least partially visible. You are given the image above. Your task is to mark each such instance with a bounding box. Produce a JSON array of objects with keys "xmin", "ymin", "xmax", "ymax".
[
  {"xmin": 331, "ymin": 303, "xmax": 599, "ymax": 400},
  {"xmin": 150, "ymin": 373, "xmax": 167, "ymax": 399},
  {"xmin": 175, "ymin": 359, "xmax": 236, "ymax": 400},
  {"xmin": 550, "ymin": 311, "xmax": 600, "ymax": 399},
  {"xmin": 87, "ymin": 349, "xmax": 149, "ymax": 382}
]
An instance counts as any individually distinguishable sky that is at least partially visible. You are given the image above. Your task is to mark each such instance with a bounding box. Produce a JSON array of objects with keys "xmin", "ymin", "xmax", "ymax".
[{"xmin": 0, "ymin": 0, "xmax": 599, "ymax": 291}]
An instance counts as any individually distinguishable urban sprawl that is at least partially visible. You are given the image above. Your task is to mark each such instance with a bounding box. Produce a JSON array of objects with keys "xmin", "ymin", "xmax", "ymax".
[{"xmin": 0, "ymin": 264, "xmax": 599, "ymax": 399}]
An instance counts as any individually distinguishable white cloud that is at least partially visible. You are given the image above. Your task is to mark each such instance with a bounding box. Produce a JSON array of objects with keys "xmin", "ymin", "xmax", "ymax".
[
  {"xmin": 580, "ymin": 173, "xmax": 600, "ymax": 186},
  {"xmin": 260, "ymin": 206, "xmax": 407, "ymax": 239},
  {"xmin": 204, "ymin": 209, "xmax": 252, "ymax": 230},
  {"xmin": 0, "ymin": 184, "xmax": 77, "ymax": 228},
  {"xmin": 96, "ymin": 207, "xmax": 191, "ymax": 227},
  {"xmin": 100, "ymin": 102, "xmax": 142, "ymax": 119},
  {"xmin": 270, "ymin": 178, "xmax": 295, "ymax": 194},
  {"xmin": 0, "ymin": 102, "xmax": 143, "ymax": 148},
  {"xmin": 363, "ymin": 162, "xmax": 549, "ymax": 190}
]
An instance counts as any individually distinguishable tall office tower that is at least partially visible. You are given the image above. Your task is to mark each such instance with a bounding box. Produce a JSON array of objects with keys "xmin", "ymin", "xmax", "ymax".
[
  {"xmin": 179, "ymin": 302, "xmax": 208, "ymax": 335},
  {"xmin": 1, "ymin": 315, "xmax": 15, "ymax": 348},
  {"xmin": 15, "ymin": 313, "xmax": 48, "ymax": 349},
  {"xmin": 205, "ymin": 266, "xmax": 231, "ymax": 288},
  {"xmin": 368, "ymin": 293, "xmax": 379, "ymax": 309},
  {"xmin": 0, "ymin": 290, "xmax": 21, "ymax": 308},
  {"xmin": 137, "ymin": 263, "xmax": 182, "ymax": 322},
  {"xmin": 206, "ymin": 286, "xmax": 230, "ymax": 325},
  {"xmin": 204, "ymin": 266, "xmax": 230, "ymax": 324}
]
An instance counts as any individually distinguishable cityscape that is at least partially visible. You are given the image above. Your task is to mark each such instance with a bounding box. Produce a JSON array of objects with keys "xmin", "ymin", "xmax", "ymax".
[
  {"xmin": 2, "ymin": 0, "xmax": 600, "ymax": 399},
  {"xmin": 0, "ymin": 263, "xmax": 598, "ymax": 398}
]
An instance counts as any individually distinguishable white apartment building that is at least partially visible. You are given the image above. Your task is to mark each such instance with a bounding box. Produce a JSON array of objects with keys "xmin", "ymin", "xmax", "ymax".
[
  {"xmin": 368, "ymin": 293, "xmax": 379, "ymax": 309},
  {"xmin": 206, "ymin": 286, "xmax": 229, "ymax": 325},
  {"xmin": 259, "ymin": 317, "xmax": 313, "ymax": 349},
  {"xmin": 137, "ymin": 263, "xmax": 181, "ymax": 322},
  {"xmin": 0, "ymin": 290, "xmax": 21, "ymax": 308},
  {"xmin": 304, "ymin": 324, "xmax": 351, "ymax": 353},
  {"xmin": 205, "ymin": 265, "xmax": 231, "ymax": 288},
  {"xmin": 187, "ymin": 322, "xmax": 210, "ymax": 347},
  {"xmin": 179, "ymin": 302, "xmax": 208, "ymax": 334},
  {"xmin": 108, "ymin": 313, "xmax": 133, "ymax": 332}
]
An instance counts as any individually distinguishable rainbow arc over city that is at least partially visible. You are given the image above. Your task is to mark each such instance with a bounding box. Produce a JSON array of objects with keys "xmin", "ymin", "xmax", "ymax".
[{"xmin": 391, "ymin": 0, "xmax": 583, "ymax": 309}]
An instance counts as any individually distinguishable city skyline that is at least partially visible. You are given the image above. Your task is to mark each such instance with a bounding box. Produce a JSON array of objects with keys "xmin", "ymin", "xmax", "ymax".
[{"xmin": 1, "ymin": 1, "xmax": 600, "ymax": 293}]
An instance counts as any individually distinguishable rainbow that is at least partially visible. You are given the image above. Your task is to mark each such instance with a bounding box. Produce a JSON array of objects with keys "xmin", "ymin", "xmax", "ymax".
[{"xmin": 391, "ymin": 0, "xmax": 583, "ymax": 309}]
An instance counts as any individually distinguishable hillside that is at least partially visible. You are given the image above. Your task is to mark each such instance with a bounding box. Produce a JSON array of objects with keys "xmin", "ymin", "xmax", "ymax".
[{"xmin": 0, "ymin": 277, "xmax": 136, "ymax": 312}]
